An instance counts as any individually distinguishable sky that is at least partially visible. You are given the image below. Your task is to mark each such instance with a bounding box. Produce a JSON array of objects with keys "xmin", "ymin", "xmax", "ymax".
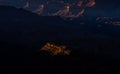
[
  {"xmin": 0, "ymin": 0, "xmax": 95, "ymax": 16},
  {"xmin": 0, "ymin": 0, "xmax": 119, "ymax": 11},
  {"xmin": 0, "ymin": 0, "xmax": 119, "ymax": 17},
  {"xmin": 0, "ymin": 0, "xmax": 119, "ymax": 10},
  {"xmin": 0, "ymin": 0, "xmax": 96, "ymax": 8}
]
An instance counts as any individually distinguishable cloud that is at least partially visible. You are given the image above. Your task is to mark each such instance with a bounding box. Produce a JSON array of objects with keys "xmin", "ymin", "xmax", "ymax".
[
  {"xmin": 23, "ymin": 1, "xmax": 29, "ymax": 9},
  {"xmin": 0, "ymin": 0, "xmax": 96, "ymax": 18},
  {"xmin": 52, "ymin": 4, "xmax": 70, "ymax": 16},
  {"xmin": 77, "ymin": 0, "xmax": 83, "ymax": 7},
  {"xmin": 86, "ymin": 0, "xmax": 96, "ymax": 7},
  {"xmin": 33, "ymin": 4, "xmax": 44, "ymax": 15}
]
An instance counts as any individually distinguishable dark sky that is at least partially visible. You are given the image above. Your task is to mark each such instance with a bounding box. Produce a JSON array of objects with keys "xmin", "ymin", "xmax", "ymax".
[
  {"xmin": 0, "ymin": 0, "xmax": 119, "ymax": 7},
  {"xmin": 0, "ymin": 0, "xmax": 119, "ymax": 17}
]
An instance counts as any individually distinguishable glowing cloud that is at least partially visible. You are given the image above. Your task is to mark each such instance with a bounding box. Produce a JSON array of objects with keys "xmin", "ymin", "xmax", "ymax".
[
  {"xmin": 77, "ymin": 0, "xmax": 83, "ymax": 7},
  {"xmin": 23, "ymin": 1, "xmax": 29, "ymax": 9},
  {"xmin": 53, "ymin": 4, "xmax": 70, "ymax": 17},
  {"xmin": 21, "ymin": 0, "xmax": 96, "ymax": 18},
  {"xmin": 33, "ymin": 4, "xmax": 44, "ymax": 15},
  {"xmin": 86, "ymin": 0, "xmax": 96, "ymax": 7},
  {"xmin": 76, "ymin": 9, "xmax": 85, "ymax": 17}
]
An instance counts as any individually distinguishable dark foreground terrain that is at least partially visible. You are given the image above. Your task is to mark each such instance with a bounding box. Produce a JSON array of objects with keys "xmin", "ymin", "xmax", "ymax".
[
  {"xmin": 0, "ymin": 5, "xmax": 120, "ymax": 74},
  {"xmin": 0, "ymin": 39, "xmax": 119, "ymax": 74}
]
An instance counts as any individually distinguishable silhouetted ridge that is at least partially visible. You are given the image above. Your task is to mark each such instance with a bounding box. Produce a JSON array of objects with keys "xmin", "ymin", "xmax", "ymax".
[
  {"xmin": 0, "ymin": 5, "xmax": 64, "ymax": 21},
  {"xmin": 0, "ymin": 5, "xmax": 73, "ymax": 43}
]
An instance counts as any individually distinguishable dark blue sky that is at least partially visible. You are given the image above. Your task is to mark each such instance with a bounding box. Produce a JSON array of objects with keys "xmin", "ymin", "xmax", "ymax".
[
  {"xmin": 0, "ymin": 0, "xmax": 119, "ymax": 11},
  {"xmin": 0, "ymin": 0, "xmax": 119, "ymax": 8},
  {"xmin": 0, "ymin": 0, "xmax": 119, "ymax": 17}
]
